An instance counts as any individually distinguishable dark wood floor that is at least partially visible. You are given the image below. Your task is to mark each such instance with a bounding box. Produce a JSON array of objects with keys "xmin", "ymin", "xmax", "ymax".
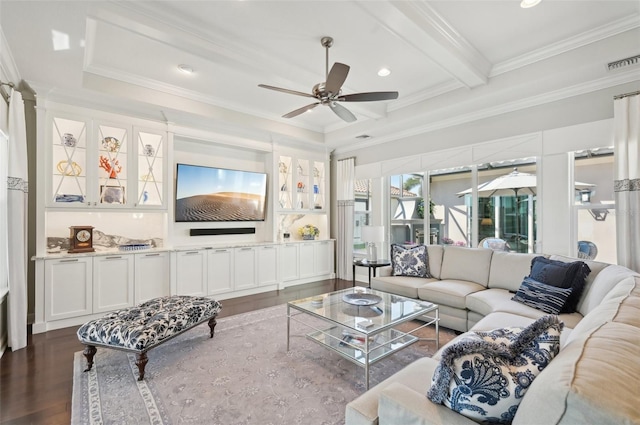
[{"xmin": 0, "ymin": 279, "xmax": 352, "ymax": 425}]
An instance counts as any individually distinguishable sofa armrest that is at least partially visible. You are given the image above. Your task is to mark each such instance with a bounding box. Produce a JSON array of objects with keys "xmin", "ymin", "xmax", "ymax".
[
  {"xmin": 378, "ymin": 382, "xmax": 477, "ymax": 425},
  {"xmin": 377, "ymin": 265, "xmax": 393, "ymax": 277}
]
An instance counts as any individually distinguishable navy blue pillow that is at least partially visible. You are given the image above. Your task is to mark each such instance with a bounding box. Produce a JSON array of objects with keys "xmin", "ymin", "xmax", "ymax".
[
  {"xmin": 529, "ymin": 257, "xmax": 590, "ymax": 313},
  {"xmin": 512, "ymin": 277, "xmax": 573, "ymax": 314}
]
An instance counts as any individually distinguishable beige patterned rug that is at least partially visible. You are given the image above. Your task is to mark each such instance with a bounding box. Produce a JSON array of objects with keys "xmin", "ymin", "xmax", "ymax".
[{"xmin": 71, "ymin": 304, "xmax": 453, "ymax": 425}]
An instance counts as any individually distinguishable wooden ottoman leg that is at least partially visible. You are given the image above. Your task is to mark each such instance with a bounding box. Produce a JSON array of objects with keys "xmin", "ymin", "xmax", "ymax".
[
  {"xmin": 83, "ymin": 345, "xmax": 97, "ymax": 372},
  {"xmin": 208, "ymin": 315, "xmax": 218, "ymax": 338},
  {"xmin": 135, "ymin": 352, "xmax": 148, "ymax": 381}
]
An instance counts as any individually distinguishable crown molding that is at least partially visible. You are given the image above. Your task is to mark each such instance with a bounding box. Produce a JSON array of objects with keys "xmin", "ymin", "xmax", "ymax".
[
  {"xmin": 332, "ymin": 68, "xmax": 640, "ymax": 155},
  {"xmin": 491, "ymin": 14, "xmax": 640, "ymax": 77}
]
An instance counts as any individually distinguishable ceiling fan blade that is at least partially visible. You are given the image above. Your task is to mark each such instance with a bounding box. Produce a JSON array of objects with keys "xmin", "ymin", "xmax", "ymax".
[
  {"xmin": 337, "ymin": 91, "xmax": 399, "ymax": 102},
  {"xmin": 325, "ymin": 62, "xmax": 350, "ymax": 94},
  {"xmin": 282, "ymin": 102, "xmax": 320, "ymax": 119},
  {"xmin": 329, "ymin": 102, "xmax": 357, "ymax": 123},
  {"xmin": 258, "ymin": 84, "xmax": 315, "ymax": 98}
]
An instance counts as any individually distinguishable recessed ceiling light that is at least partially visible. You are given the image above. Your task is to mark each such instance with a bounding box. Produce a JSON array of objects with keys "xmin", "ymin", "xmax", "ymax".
[
  {"xmin": 520, "ymin": 0, "xmax": 541, "ymax": 8},
  {"xmin": 377, "ymin": 68, "xmax": 391, "ymax": 77},
  {"xmin": 177, "ymin": 64, "xmax": 194, "ymax": 74}
]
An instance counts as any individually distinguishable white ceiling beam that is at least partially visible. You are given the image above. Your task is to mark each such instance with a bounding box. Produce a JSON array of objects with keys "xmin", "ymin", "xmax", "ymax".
[{"xmin": 357, "ymin": 1, "xmax": 491, "ymax": 89}]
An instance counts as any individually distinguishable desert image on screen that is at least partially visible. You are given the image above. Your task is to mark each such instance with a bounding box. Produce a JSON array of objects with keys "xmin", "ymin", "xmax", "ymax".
[{"xmin": 175, "ymin": 165, "xmax": 267, "ymax": 222}]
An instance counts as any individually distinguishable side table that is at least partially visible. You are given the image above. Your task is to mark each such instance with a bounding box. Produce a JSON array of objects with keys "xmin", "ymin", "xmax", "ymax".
[{"xmin": 353, "ymin": 259, "xmax": 391, "ymax": 288}]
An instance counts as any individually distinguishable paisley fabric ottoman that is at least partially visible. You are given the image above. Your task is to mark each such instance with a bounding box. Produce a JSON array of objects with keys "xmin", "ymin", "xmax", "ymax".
[{"xmin": 77, "ymin": 295, "xmax": 222, "ymax": 380}]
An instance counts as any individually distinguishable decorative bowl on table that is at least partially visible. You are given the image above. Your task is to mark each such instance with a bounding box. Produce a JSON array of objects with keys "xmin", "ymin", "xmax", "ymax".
[{"xmin": 342, "ymin": 293, "xmax": 382, "ymax": 306}]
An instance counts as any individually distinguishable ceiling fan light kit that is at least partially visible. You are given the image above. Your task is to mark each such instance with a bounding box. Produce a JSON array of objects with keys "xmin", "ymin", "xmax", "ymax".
[{"xmin": 258, "ymin": 36, "xmax": 399, "ymax": 123}]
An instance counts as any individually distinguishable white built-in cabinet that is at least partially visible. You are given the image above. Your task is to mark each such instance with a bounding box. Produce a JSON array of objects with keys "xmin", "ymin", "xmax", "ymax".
[
  {"xmin": 257, "ymin": 245, "xmax": 278, "ymax": 286},
  {"xmin": 44, "ymin": 257, "xmax": 93, "ymax": 321},
  {"xmin": 42, "ymin": 252, "xmax": 171, "ymax": 326},
  {"xmin": 279, "ymin": 243, "xmax": 299, "ymax": 282},
  {"xmin": 175, "ymin": 250, "xmax": 208, "ymax": 296},
  {"xmin": 134, "ymin": 252, "xmax": 171, "ymax": 303},
  {"xmin": 278, "ymin": 240, "xmax": 334, "ymax": 288},
  {"xmin": 47, "ymin": 111, "xmax": 166, "ymax": 209},
  {"xmin": 207, "ymin": 248, "xmax": 234, "ymax": 295},
  {"xmin": 93, "ymin": 254, "xmax": 134, "ymax": 313},
  {"xmin": 234, "ymin": 247, "xmax": 257, "ymax": 290},
  {"xmin": 35, "ymin": 107, "xmax": 335, "ymax": 333},
  {"xmin": 175, "ymin": 244, "xmax": 282, "ymax": 297}
]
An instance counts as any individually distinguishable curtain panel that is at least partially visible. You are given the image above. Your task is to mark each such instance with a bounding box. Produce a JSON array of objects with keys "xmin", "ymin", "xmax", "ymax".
[
  {"xmin": 614, "ymin": 93, "xmax": 640, "ymax": 273},
  {"xmin": 336, "ymin": 158, "xmax": 355, "ymax": 280},
  {"xmin": 7, "ymin": 88, "xmax": 28, "ymax": 350}
]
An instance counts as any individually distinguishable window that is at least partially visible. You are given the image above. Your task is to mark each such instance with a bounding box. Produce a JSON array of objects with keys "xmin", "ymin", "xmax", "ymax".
[
  {"xmin": 573, "ymin": 147, "xmax": 616, "ymax": 263},
  {"xmin": 389, "ymin": 174, "xmax": 424, "ymax": 245}
]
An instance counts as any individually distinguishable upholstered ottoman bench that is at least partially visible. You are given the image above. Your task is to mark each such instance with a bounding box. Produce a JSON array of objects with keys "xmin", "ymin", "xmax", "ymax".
[{"xmin": 77, "ymin": 295, "xmax": 222, "ymax": 380}]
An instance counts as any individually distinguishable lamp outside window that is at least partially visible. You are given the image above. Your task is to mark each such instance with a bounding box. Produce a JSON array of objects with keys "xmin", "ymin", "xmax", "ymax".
[{"xmin": 361, "ymin": 225, "xmax": 385, "ymax": 262}]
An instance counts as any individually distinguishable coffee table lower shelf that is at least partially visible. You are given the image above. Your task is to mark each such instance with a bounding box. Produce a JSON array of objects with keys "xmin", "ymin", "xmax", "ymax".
[{"xmin": 306, "ymin": 326, "xmax": 418, "ymax": 387}]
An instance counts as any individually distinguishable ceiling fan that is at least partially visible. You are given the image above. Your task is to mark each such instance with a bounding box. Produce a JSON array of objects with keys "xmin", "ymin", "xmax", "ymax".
[{"xmin": 258, "ymin": 36, "xmax": 399, "ymax": 123}]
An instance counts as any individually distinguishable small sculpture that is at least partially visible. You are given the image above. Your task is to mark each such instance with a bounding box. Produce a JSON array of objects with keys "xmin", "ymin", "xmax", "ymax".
[{"xmin": 99, "ymin": 155, "xmax": 122, "ymax": 179}]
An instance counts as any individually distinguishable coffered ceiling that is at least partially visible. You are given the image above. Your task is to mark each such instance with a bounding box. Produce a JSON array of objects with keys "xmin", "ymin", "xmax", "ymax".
[{"xmin": 1, "ymin": 1, "xmax": 639, "ymax": 152}]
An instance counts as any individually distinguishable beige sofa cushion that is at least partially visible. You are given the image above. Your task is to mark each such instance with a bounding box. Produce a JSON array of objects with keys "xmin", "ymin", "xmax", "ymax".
[
  {"xmin": 514, "ymin": 322, "xmax": 640, "ymax": 425},
  {"xmin": 345, "ymin": 357, "xmax": 439, "ymax": 425},
  {"xmin": 440, "ymin": 246, "xmax": 493, "ymax": 287},
  {"xmin": 493, "ymin": 300, "xmax": 582, "ymax": 329},
  {"xmin": 487, "ymin": 251, "xmax": 540, "ymax": 292},
  {"xmin": 613, "ymin": 276, "xmax": 640, "ymax": 326},
  {"xmin": 514, "ymin": 279, "xmax": 640, "ymax": 425},
  {"xmin": 573, "ymin": 263, "xmax": 639, "ymax": 316},
  {"xmin": 371, "ymin": 276, "xmax": 435, "ymax": 299},
  {"xmin": 426, "ymin": 245, "xmax": 444, "ymax": 279},
  {"xmin": 378, "ymin": 382, "xmax": 478, "ymax": 425},
  {"xmin": 417, "ymin": 280, "xmax": 485, "ymax": 309},
  {"xmin": 465, "ymin": 288, "xmax": 513, "ymax": 316}
]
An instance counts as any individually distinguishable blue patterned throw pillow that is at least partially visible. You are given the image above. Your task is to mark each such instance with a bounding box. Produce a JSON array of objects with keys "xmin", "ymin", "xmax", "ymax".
[
  {"xmin": 390, "ymin": 244, "xmax": 431, "ymax": 278},
  {"xmin": 427, "ymin": 316, "xmax": 563, "ymax": 424},
  {"xmin": 512, "ymin": 276, "xmax": 573, "ymax": 314}
]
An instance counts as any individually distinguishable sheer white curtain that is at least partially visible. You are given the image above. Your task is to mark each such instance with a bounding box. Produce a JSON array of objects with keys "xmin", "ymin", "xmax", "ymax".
[
  {"xmin": 7, "ymin": 88, "xmax": 28, "ymax": 350},
  {"xmin": 336, "ymin": 158, "xmax": 355, "ymax": 280},
  {"xmin": 614, "ymin": 93, "xmax": 640, "ymax": 273}
]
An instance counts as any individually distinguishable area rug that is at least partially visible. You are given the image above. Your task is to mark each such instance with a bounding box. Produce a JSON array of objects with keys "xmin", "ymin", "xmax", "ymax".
[{"xmin": 71, "ymin": 304, "xmax": 452, "ymax": 425}]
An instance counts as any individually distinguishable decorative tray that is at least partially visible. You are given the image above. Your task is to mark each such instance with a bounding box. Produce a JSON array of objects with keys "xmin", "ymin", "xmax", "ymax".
[
  {"xmin": 118, "ymin": 244, "xmax": 151, "ymax": 252},
  {"xmin": 342, "ymin": 293, "xmax": 382, "ymax": 306}
]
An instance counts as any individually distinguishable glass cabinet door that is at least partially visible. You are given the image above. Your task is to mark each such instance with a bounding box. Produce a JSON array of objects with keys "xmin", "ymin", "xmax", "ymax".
[
  {"xmin": 51, "ymin": 116, "xmax": 89, "ymax": 205},
  {"xmin": 278, "ymin": 156, "xmax": 293, "ymax": 209},
  {"xmin": 296, "ymin": 158, "xmax": 310, "ymax": 210},
  {"xmin": 313, "ymin": 161, "xmax": 325, "ymax": 210},
  {"xmin": 96, "ymin": 123, "xmax": 129, "ymax": 206},
  {"xmin": 136, "ymin": 130, "xmax": 164, "ymax": 207}
]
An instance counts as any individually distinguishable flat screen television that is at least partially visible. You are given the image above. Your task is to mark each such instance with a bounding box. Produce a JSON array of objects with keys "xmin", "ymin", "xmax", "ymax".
[{"xmin": 175, "ymin": 163, "xmax": 268, "ymax": 222}]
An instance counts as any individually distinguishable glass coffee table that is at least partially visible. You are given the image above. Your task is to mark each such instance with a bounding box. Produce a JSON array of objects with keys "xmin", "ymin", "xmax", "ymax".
[{"xmin": 287, "ymin": 287, "xmax": 439, "ymax": 389}]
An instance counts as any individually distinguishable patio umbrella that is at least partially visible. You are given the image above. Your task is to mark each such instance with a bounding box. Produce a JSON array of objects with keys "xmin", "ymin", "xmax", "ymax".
[
  {"xmin": 456, "ymin": 168, "xmax": 595, "ymax": 198},
  {"xmin": 457, "ymin": 168, "xmax": 595, "ymax": 250}
]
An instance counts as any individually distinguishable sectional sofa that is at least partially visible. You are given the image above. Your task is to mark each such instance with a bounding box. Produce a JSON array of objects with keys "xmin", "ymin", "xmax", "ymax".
[{"xmin": 346, "ymin": 245, "xmax": 640, "ymax": 425}]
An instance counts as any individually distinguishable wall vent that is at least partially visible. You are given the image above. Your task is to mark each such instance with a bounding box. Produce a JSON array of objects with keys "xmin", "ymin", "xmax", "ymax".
[{"xmin": 607, "ymin": 54, "xmax": 640, "ymax": 71}]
